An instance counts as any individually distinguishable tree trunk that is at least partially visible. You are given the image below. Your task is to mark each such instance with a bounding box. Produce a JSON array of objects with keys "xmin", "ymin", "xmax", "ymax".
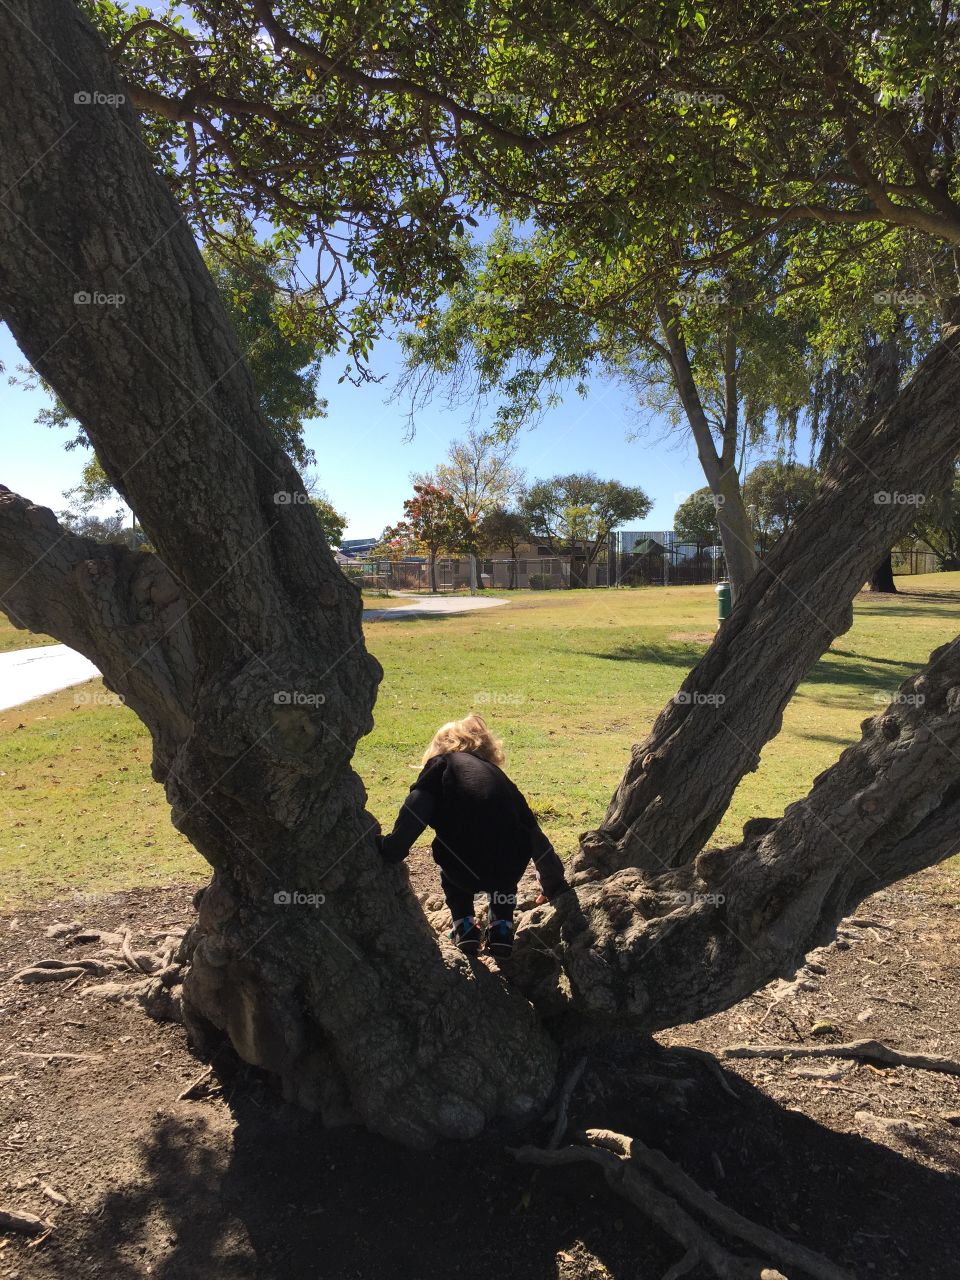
[
  {"xmin": 429, "ymin": 551, "xmax": 438, "ymax": 593},
  {"xmin": 468, "ymin": 552, "xmax": 480, "ymax": 594},
  {"xmin": 578, "ymin": 327, "xmax": 960, "ymax": 879},
  {"xmin": 868, "ymin": 550, "xmax": 898, "ymax": 593},
  {"xmin": 654, "ymin": 302, "xmax": 759, "ymax": 601},
  {"xmin": 0, "ymin": 0, "xmax": 556, "ymax": 1144}
]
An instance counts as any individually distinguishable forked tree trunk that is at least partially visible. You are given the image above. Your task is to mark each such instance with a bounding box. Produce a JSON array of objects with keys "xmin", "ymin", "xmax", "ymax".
[
  {"xmin": 2, "ymin": 0, "xmax": 960, "ymax": 1148},
  {"xmin": 0, "ymin": 2, "xmax": 556, "ymax": 1145},
  {"xmin": 578, "ymin": 326, "xmax": 960, "ymax": 879}
]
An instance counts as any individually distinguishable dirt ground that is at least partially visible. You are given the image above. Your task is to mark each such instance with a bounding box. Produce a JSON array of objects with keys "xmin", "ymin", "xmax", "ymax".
[{"xmin": 0, "ymin": 860, "xmax": 958, "ymax": 1280}]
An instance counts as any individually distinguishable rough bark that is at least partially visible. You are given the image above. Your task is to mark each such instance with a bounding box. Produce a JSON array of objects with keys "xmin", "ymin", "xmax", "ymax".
[
  {"xmin": 0, "ymin": 0, "xmax": 556, "ymax": 1144},
  {"xmin": 517, "ymin": 633, "xmax": 960, "ymax": 1029},
  {"xmin": 579, "ymin": 325, "xmax": 960, "ymax": 879}
]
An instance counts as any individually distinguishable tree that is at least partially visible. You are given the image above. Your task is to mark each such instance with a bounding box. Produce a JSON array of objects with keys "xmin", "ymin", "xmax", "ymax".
[
  {"xmin": 477, "ymin": 507, "xmax": 532, "ymax": 588},
  {"xmin": 419, "ymin": 429, "xmax": 521, "ymax": 593},
  {"xmin": 399, "ymin": 227, "xmax": 811, "ymax": 602},
  {"xmin": 5, "ymin": 0, "xmax": 960, "ymax": 1162},
  {"xmin": 401, "ymin": 482, "xmax": 470, "ymax": 593},
  {"xmin": 673, "ymin": 488, "xmax": 722, "ymax": 553},
  {"xmin": 310, "ymin": 495, "xmax": 347, "ymax": 549},
  {"xmin": 742, "ymin": 461, "xmax": 820, "ymax": 557},
  {"xmin": 913, "ymin": 468, "xmax": 960, "ymax": 570},
  {"xmin": 522, "ymin": 474, "xmax": 652, "ymax": 578}
]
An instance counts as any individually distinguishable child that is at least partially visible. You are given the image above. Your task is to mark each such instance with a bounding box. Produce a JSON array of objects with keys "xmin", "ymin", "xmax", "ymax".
[{"xmin": 376, "ymin": 713, "xmax": 568, "ymax": 956}]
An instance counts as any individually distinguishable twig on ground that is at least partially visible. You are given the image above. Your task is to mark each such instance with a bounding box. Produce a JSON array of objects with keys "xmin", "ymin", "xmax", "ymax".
[
  {"xmin": 176, "ymin": 1066, "xmax": 214, "ymax": 1101},
  {"xmin": 722, "ymin": 1039, "xmax": 960, "ymax": 1077},
  {"xmin": 548, "ymin": 1056, "xmax": 588, "ymax": 1149}
]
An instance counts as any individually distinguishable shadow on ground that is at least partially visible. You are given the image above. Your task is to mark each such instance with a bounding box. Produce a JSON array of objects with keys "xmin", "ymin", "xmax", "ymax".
[{"xmin": 58, "ymin": 1043, "xmax": 960, "ymax": 1280}]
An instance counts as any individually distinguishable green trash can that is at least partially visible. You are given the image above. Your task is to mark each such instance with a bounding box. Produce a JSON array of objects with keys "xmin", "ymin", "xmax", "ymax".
[{"xmin": 715, "ymin": 580, "xmax": 732, "ymax": 624}]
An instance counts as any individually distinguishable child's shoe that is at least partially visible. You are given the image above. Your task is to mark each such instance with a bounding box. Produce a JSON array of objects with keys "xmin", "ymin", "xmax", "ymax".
[
  {"xmin": 449, "ymin": 917, "xmax": 481, "ymax": 955},
  {"xmin": 484, "ymin": 919, "xmax": 514, "ymax": 958}
]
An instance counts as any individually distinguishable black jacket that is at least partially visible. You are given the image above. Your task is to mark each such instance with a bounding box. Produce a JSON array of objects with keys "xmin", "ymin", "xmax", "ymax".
[{"xmin": 378, "ymin": 751, "xmax": 568, "ymax": 898}]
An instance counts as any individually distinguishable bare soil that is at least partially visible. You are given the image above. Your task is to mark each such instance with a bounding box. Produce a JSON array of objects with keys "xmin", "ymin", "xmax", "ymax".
[{"xmin": 1, "ymin": 860, "xmax": 958, "ymax": 1280}]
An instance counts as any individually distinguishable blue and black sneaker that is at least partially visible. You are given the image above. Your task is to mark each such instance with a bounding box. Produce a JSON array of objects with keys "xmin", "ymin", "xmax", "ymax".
[
  {"xmin": 484, "ymin": 919, "xmax": 514, "ymax": 958},
  {"xmin": 449, "ymin": 916, "xmax": 482, "ymax": 955}
]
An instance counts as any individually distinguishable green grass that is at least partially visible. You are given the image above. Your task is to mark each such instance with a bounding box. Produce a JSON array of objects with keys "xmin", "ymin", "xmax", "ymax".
[
  {"xmin": 0, "ymin": 612, "xmax": 56, "ymax": 653},
  {"xmin": 2, "ymin": 574, "xmax": 958, "ymax": 907}
]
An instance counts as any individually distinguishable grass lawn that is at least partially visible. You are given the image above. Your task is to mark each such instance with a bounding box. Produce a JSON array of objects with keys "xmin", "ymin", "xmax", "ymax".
[
  {"xmin": 0, "ymin": 612, "xmax": 56, "ymax": 653},
  {"xmin": 2, "ymin": 573, "xmax": 958, "ymax": 907}
]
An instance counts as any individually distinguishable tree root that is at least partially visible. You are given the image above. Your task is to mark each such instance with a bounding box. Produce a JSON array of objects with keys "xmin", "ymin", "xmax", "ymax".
[
  {"xmin": 722, "ymin": 1039, "xmax": 960, "ymax": 1077},
  {"xmin": 547, "ymin": 1056, "xmax": 588, "ymax": 1149},
  {"xmin": 512, "ymin": 1127, "xmax": 851, "ymax": 1280},
  {"xmin": 13, "ymin": 923, "xmax": 187, "ymax": 1024}
]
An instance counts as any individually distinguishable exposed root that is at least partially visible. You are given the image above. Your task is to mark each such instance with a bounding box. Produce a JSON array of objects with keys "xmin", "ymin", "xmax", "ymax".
[
  {"xmin": 13, "ymin": 922, "xmax": 188, "ymax": 1024},
  {"xmin": 722, "ymin": 1039, "xmax": 960, "ymax": 1077},
  {"xmin": 512, "ymin": 1127, "xmax": 851, "ymax": 1280}
]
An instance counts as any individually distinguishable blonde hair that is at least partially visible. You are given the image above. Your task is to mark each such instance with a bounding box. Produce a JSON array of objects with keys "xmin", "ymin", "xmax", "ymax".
[{"xmin": 421, "ymin": 713, "xmax": 505, "ymax": 768}]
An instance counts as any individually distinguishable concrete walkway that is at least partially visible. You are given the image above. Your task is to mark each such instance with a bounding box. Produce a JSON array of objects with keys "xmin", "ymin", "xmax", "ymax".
[
  {"xmin": 361, "ymin": 594, "xmax": 509, "ymax": 621},
  {"xmin": 0, "ymin": 644, "xmax": 100, "ymax": 712},
  {"xmin": 0, "ymin": 595, "xmax": 509, "ymax": 711}
]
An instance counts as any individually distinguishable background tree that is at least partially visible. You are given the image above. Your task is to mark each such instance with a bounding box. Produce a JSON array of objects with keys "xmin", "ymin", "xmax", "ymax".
[
  {"xmin": 402, "ymin": 482, "xmax": 471, "ymax": 593},
  {"xmin": 418, "ymin": 429, "xmax": 521, "ymax": 593},
  {"xmin": 476, "ymin": 507, "xmax": 532, "ymax": 588},
  {"xmin": 913, "ymin": 467, "xmax": 960, "ymax": 571},
  {"xmin": 522, "ymin": 474, "xmax": 652, "ymax": 577},
  {"xmin": 673, "ymin": 487, "xmax": 722, "ymax": 554},
  {"xmin": 399, "ymin": 227, "xmax": 811, "ymax": 602},
  {"xmin": 742, "ymin": 461, "xmax": 819, "ymax": 557},
  {"xmin": 309, "ymin": 495, "xmax": 347, "ymax": 549}
]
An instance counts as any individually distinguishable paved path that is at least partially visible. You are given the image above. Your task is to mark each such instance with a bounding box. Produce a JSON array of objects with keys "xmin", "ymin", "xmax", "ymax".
[
  {"xmin": 361, "ymin": 594, "xmax": 509, "ymax": 621},
  {"xmin": 0, "ymin": 596, "xmax": 508, "ymax": 711},
  {"xmin": 0, "ymin": 644, "xmax": 100, "ymax": 712}
]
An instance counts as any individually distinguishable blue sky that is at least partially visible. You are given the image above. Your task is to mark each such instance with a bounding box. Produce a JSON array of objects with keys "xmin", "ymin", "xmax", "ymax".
[{"xmin": 0, "ymin": 320, "xmax": 792, "ymax": 540}]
